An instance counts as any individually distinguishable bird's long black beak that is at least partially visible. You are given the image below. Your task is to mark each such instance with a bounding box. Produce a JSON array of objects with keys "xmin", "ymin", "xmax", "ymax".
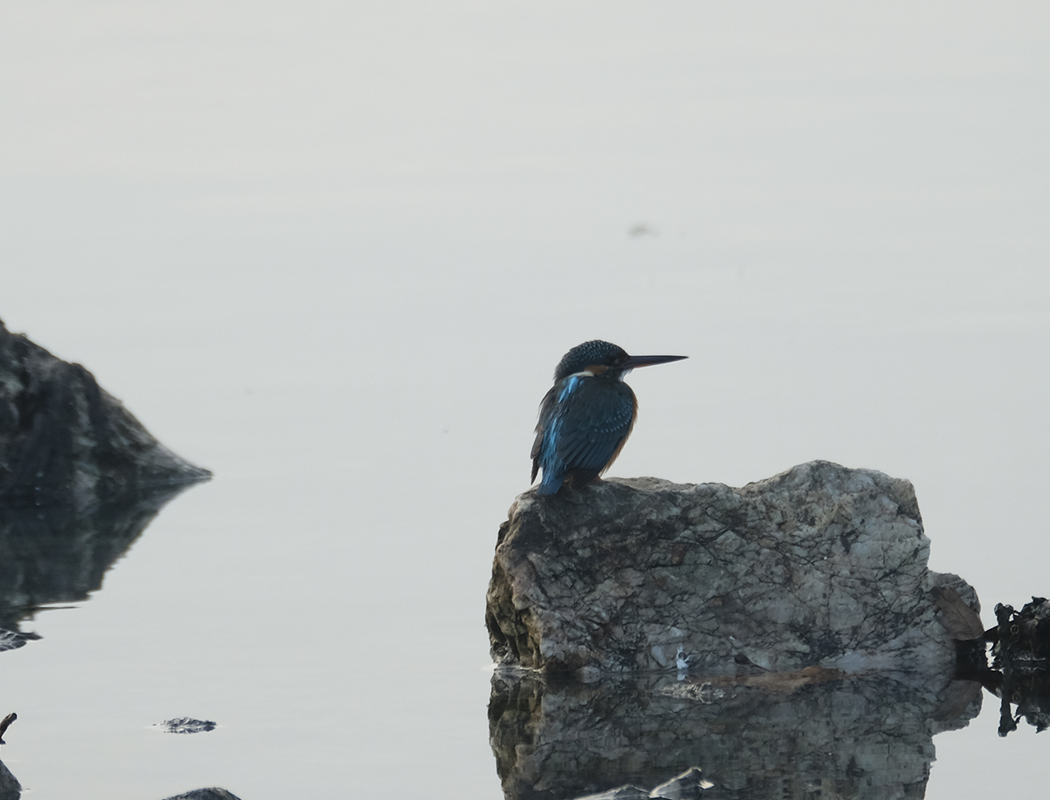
[{"xmin": 622, "ymin": 354, "xmax": 688, "ymax": 369}]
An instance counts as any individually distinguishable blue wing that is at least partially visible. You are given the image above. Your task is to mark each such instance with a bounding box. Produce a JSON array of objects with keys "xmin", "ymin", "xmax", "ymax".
[{"xmin": 531, "ymin": 376, "xmax": 636, "ymax": 495}]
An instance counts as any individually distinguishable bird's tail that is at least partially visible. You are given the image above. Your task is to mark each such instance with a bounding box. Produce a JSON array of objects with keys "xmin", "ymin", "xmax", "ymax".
[{"xmin": 536, "ymin": 475, "xmax": 563, "ymax": 496}]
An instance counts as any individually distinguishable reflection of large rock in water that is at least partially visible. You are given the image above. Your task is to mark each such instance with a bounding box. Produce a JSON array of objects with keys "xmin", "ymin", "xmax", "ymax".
[
  {"xmin": 0, "ymin": 317, "xmax": 210, "ymax": 637},
  {"xmin": 0, "ymin": 318, "xmax": 210, "ymax": 509},
  {"xmin": 0, "ymin": 487, "xmax": 197, "ymax": 635},
  {"xmin": 489, "ymin": 669, "xmax": 982, "ymax": 800},
  {"xmin": 487, "ymin": 461, "xmax": 980, "ymax": 676}
]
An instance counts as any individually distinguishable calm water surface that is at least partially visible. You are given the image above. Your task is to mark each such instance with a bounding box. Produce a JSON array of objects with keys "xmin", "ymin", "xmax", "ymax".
[{"xmin": 1, "ymin": 3, "xmax": 1048, "ymax": 798}]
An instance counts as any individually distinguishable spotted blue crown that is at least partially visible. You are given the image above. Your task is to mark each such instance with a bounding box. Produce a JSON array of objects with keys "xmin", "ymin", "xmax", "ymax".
[{"xmin": 552, "ymin": 340, "xmax": 628, "ymax": 380}]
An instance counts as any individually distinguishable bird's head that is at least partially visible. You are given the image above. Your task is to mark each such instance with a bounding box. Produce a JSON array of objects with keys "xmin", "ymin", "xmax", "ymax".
[{"xmin": 552, "ymin": 340, "xmax": 687, "ymax": 381}]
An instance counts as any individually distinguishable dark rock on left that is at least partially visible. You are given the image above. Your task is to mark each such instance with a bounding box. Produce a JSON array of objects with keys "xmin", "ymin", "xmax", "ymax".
[{"xmin": 0, "ymin": 318, "xmax": 210, "ymax": 509}]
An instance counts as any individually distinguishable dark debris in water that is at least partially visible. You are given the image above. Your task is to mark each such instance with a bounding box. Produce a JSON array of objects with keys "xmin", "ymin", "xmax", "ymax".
[
  {"xmin": 991, "ymin": 597, "xmax": 1050, "ymax": 736},
  {"xmin": 157, "ymin": 717, "xmax": 217, "ymax": 735},
  {"xmin": 0, "ymin": 712, "xmax": 15, "ymax": 745}
]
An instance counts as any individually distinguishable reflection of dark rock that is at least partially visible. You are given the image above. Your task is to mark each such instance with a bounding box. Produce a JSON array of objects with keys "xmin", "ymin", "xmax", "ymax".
[
  {"xmin": 157, "ymin": 717, "xmax": 217, "ymax": 734},
  {"xmin": 487, "ymin": 461, "xmax": 979, "ymax": 676},
  {"xmin": 0, "ymin": 486, "xmax": 195, "ymax": 635},
  {"xmin": 489, "ymin": 668, "xmax": 981, "ymax": 800},
  {"xmin": 990, "ymin": 598, "xmax": 1050, "ymax": 735},
  {"xmin": 162, "ymin": 790, "xmax": 243, "ymax": 800},
  {"xmin": 995, "ymin": 671, "xmax": 1050, "ymax": 736},
  {"xmin": 0, "ymin": 758, "xmax": 19, "ymax": 799},
  {"xmin": 0, "ymin": 318, "xmax": 210, "ymax": 509}
]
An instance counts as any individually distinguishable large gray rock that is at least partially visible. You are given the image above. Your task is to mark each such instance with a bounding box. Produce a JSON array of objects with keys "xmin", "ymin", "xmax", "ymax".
[
  {"xmin": 0, "ymin": 318, "xmax": 209, "ymax": 509},
  {"xmin": 486, "ymin": 461, "xmax": 979, "ymax": 677}
]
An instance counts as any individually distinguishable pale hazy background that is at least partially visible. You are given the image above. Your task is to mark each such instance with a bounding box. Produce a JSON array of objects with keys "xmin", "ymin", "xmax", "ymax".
[{"xmin": 1, "ymin": 3, "xmax": 1048, "ymax": 798}]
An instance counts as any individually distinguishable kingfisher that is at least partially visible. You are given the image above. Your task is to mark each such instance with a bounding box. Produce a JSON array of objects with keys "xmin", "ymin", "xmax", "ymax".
[{"xmin": 530, "ymin": 340, "xmax": 687, "ymax": 496}]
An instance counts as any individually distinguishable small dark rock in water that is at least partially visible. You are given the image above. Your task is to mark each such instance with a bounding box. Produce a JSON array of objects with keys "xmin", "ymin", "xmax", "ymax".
[
  {"xmin": 0, "ymin": 318, "xmax": 210, "ymax": 509},
  {"xmin": 994, "ymin": 597, "xmax": 1050, "ymax": 669},
  {"xmin": 991, "ymin": 597, "xmax": 1050, "ymax": 735},
  {"xmin": 487, "ymin": 461, "xmax": 979, "ymax": 676},
  {"xmin": 162, "ymin": 790, "xmax": 243, "ymax": 800},
  {"xmin": 158, "ymin": 717, "xmax": 217, "ymax": 735}
]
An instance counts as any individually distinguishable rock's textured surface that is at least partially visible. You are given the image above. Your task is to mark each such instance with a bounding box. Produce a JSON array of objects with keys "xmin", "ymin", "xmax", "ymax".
[
  {"xmin": 0, "ymin": 318, "xmax": 210, "ymax": 509},
  {"xmin": 487, "ymin": 461, "xmax": 979, "ymax": 676}
]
